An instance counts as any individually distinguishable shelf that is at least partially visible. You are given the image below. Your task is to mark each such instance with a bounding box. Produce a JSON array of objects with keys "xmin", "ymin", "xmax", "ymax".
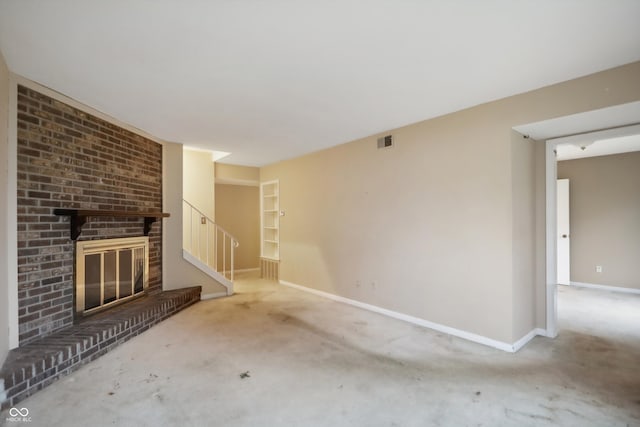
[
  {"xmin": 53, "ymin": 209, "xmax": 170, "ymax": 240},
  {"xmin": 261, "ymin": 180, "xmax": 280, "ymax": 265}
]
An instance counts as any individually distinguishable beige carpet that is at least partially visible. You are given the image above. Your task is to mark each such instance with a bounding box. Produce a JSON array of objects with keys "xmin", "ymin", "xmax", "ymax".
[{"xmin": 2, "ymin": 273, "xmax": 639, "ymax": 426}]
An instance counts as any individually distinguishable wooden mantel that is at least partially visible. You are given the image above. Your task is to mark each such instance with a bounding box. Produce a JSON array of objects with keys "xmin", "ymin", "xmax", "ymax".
[{"xmin": 53, "ymin": 209, "xmax": 170, "ymax": 240}]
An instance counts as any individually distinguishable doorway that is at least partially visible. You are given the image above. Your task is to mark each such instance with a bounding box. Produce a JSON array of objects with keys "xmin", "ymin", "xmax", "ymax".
[
  {"xmin": 513, "ymin": 104, "xmax": 640, "ymax": 339},
  {"xmin": 544, "ymin": 123, "xmax": 640, "ymax": 337}
]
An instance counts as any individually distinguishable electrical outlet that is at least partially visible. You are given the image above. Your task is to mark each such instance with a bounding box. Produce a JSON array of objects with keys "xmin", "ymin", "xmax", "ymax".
[{"xmin": 596, "ymin": 265, "xmax": 602, "ymax": 273}]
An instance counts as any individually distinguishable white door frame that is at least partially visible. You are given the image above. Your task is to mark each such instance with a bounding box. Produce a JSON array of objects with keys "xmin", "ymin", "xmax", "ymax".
[
  {"xmin": 556, "ymin": 178, "xmax": 571, "ymax": 285},
  {"xmin": 545, "ymin": 140, "xmax": 560, "ymax": 338},
  {"xmin": 544, "ymin": 123, "xmax": 640, "ymax": 338}
]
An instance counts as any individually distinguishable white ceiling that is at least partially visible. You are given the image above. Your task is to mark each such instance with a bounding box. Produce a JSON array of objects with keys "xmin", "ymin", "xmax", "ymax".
[{"xmin": 1, "ymin": 1, "xmax": 640, "ymax": 166}]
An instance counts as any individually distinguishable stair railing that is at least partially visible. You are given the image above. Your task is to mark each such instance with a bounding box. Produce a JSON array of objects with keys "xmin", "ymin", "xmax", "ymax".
[{"xmin": 183, "ymin": 200, "xmax": 239, "ymax": 281}]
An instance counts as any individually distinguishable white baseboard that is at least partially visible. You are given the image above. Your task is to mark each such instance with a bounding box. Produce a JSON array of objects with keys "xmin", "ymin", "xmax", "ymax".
[
  {"xmin": 279, "ymin": 280, "xmax": 543, "ymax": 353},
  {"xmin": 201, "ymin": 291, "xmax": 229, "ymax": 300},
  {"xmin": 235, "ymin": 268, "xmax": 260, "ymax": 273},
  {"xmin": 512, "ymin": 328, "xmax": 547, "ymax": 352},
  {"xmin": 182, "ymin": 249, "xmax": 233, "ymax": 292},
  {"xmin": 569, "ymin": 281, "xmax": 640, "ymax": 295}
]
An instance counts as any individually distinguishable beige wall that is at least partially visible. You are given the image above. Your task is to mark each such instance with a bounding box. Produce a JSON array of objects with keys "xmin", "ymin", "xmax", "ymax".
[
  {"xmin": 262, "ymin": 108, "xmax": 515, "ymax": 343},
  {"xmin": 558, "ymin": 152, "xmax": 640, "ymax": 290},
  {"xmin": 215, "ymin": 184, "xmax": 260, "ymax": 270},
  {"xmin": 261, "ymin": 61, "xmax": 640, "ymax": 345},
  {"xmin": 184, "ymin": 149, "xmax": 216, "ymax": 257},
  {"xmin": 183, "ymin": 149, "xmax": 215, "ymax": 219},
  {"xmin": 0, "ymin": 51, "xmax": 10, "ymax": 362},
  {"xmin": 215, "ymin": 163, "xmax": 260, "ymax": 185},
  {"xmin": 511, "ymin": 131, "xmax": 537, "ymax": 340},
  {"xmin": 163, "ymin": 142, "xmax": 227, "ymax": 295}
]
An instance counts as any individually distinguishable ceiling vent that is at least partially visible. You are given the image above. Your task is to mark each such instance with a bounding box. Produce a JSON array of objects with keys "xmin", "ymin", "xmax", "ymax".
[{"xmin": 377, "ymin": 135, "xmax": 393, "ymax": 149}]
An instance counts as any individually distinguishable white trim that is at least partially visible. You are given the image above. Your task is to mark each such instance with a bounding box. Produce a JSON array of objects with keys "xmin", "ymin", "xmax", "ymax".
[
  {"xmin": 568, "ymin": 281, "xmax": 640, "ymax": 295},
  {"xmin": 201, "ymin": 291, "xmax": 228, "ymax": 300},
  {"xmin": 547, "ymin": 123, "xmax": 640, "ymax": 150},
  {"xmin": 182, "ymin": 249, "xmax": 233, "ymax": 294},
  {"xmin": 7, "ymin": 74, "xmax": 18, "ymax": 349},
  {"xmin": 512, "ymin": 328, "xmax": 548, "ymax": 352},
  {"xmin": 279, "ymin": 280, "xmax": 543, "ymax": 353},
  {"xmin": 161, "ymin": 144, "xmax": 168, "ymax": 294},
  {"xmin": 260, "ymin": 180, "xmax": 280, "ymax": 260},
  {"xmin": 545, "ymin": 139, "xmax": 559, "ymax": 338},
  {"xmin": 215, "ymin": 177, "xmax": 259, "ymax": 187}
]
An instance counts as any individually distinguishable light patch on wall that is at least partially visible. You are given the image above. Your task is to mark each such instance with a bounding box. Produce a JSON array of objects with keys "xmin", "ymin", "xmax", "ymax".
[
  {"xmin": 212, "ymin": 150, "xmax": 231, "ymax": 162},
  {"xmin": 184, "ymin": 145, "xmax": 231, "ymax": 162}
]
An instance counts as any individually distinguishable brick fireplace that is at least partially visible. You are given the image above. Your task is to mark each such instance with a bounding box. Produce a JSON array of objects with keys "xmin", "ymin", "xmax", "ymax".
[
  {"xmin": 0, "ymin": 84, "xmax": 205, "ymax": 410},
  {"xmin": 16, "ymin": 85, "xmax": 163, "ymax": 345}
]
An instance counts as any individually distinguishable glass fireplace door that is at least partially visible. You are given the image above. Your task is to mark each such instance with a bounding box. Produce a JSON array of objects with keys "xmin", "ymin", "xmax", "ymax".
[{"xmin": 76, "ymin": 237, "xmax": 149, "ymax": 315}]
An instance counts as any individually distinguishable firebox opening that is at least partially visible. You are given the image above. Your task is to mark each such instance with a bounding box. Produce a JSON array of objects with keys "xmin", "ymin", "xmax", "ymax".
[{"xmin": 75, "ymin": 236, "xmax": 149, "ymax": 316}]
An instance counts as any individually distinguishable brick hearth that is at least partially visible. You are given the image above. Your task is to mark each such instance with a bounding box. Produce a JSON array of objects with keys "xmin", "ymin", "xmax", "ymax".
[{"xmin": 0, "ymin": 286, "xmax": 201, "ymax": 410}]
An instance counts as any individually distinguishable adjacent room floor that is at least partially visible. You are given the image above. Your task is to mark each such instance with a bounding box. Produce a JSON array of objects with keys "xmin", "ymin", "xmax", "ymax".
[{"xmin": 2, "ymin": 273, "xmax": 639, "ymax": 427}]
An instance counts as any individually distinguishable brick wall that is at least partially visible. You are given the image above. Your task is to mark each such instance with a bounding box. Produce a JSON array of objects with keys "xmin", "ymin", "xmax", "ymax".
[{"xmin": 16, "ymin": 85, "xmax": 163, "ymax": 345}]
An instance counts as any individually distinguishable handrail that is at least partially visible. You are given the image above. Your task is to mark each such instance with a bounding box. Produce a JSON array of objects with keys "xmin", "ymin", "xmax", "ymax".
[{"xmin": 183, "ymin": 199, "xmax": 239, "ymax": 282}]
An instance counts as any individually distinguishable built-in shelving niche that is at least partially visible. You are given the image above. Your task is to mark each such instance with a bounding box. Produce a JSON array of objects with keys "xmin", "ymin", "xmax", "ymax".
[{"xmin": 260, "ymin": 181, "xmax": 279, "ymax": 280}]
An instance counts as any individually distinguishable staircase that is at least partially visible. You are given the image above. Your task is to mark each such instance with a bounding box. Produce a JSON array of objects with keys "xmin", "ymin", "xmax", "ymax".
[{"xmin": 182, "ymin": 200, "xmax": 238, "ymax": 296}]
